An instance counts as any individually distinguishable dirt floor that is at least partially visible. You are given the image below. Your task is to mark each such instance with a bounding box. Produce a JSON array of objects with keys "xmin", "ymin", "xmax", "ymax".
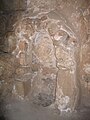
[{"xmin": 0, "ymin": 98, "xmax": 90, "ymax": 120}]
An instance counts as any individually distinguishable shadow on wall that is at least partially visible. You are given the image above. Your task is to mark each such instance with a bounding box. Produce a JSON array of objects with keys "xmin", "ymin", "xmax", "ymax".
[
  {"xmin": 0, "ymin": 0, "xmax": 4, "ymax": 11},
  {"xmin": 0, "ymin": 0, "xmax": 26, "ymax": 119},
  {"xmin": 0, "ymin": 116, "xmax": 6, "ymax": 120},
  {"xmin": 0, "ymin": 0, "xmax": 26, "ymax": 52},
  {"xmin": 0, "ymin": 0, "xmax": 26, "ymax": 11},
  {"xmin": 0, "ymin": 99, "xmax": 6, "ymax": 120}
]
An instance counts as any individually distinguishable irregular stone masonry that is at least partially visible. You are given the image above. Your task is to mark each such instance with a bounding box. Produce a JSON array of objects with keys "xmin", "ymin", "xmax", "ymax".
[
  {"xmin": 80, "ymin": 10, "xmax": 90, "ymax": 107},
  {"xmin": 10, "ymin": 11, "xmax": 80, "ymax": 111},
  {"xmin": 0, "ymin": 0, "xmax": 90, "ymax": 112}
]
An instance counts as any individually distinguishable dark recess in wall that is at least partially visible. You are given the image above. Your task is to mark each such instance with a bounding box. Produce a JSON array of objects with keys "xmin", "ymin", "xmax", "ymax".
[
  {"xmin": 0, "ymin": 0, "xmax": 4, "ymax": 11},
  {"xmin": 0, "ymin": 0, "xmax": 26, "ymax": 11}
]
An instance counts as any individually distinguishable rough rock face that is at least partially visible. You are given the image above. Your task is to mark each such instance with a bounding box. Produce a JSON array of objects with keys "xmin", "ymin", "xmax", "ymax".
[
  {"xmin": 0, "ymin": 0, "xmax": 90, "ymax": 113},
  {"xmin": 0, "ymin": 54, "xmax": 17, "ymax": 102},
  {"xmin": 80, "ymin": 10, "xmax": 90, "ymax": 107},
  {"xmin": 31, "ymin": 31, "xmax": 57, "ymax": 106},
  {"xmin": 1, "ymin": 0, "xmax": 26, "ymax": 10}
]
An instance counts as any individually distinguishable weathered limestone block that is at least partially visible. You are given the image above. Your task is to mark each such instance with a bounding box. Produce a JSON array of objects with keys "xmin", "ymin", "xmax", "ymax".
[
  {"xmin": 33, "ymin": 30, "xmax": 56, "ymax": 68},
  {"xmin": 13, "ymin": 79, "xmax": 31, "ymax": 99},
  {"xmin": 15, "ymin": 18, "xmax": 35, "ymax": 38},
  {"xmin": 80, "ymin": 41, "xmax": 90, "ymax": 106},
  {"xmin": 13, "ymin": 18, "xmax": 34, "ymax": 68},
  {"xmin": 0, "ymin": 54, "xmax": 15, "ymax": 80},
  {"xmin": 10, "ymin": 17, "xmax": 34, "ymax": 99},
  {"xmin": 0, "ymin": 80, "xmax": 13, "ymax": 100},
  {"xmin": 83, "ymin": 64, "xmax": 90, "ymax": 75},
  {"xmin": 0, "ymin": 54, "xmax": 16, "ymax": 100},
  {"xmin": 56, "ymin": 45, "xmax": 75, "ymax": 70},
  {"xmin": 55, "ymin": 34, "xmax": 79, "ymax": 111},
  {"xmin": 56, "ymin": 69, "xmax": 79, "ymax": 111},
  {"xmin": 81, "ymin": 43, "xmax": 90, "ymax": 61},
  {"xmin": 31, "ymin": 68, "xmax": 57, "ymax": 106},
  {"xmin": 30, "ymin": 29, "xmax": 58, "ymax": 106}
]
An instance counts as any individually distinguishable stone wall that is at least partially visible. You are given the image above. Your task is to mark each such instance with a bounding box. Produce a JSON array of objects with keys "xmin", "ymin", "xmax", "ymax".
[
  {"xmin": 0, "ymin": 0, "xmax": 26, "ymax": 11},
  {"xmin": 0, "ymin": 0, "xmax": 90, "ymax": 112},
  {"xmin": 79, "ymin": 7, "xmax": 90, "ymax": 107}
]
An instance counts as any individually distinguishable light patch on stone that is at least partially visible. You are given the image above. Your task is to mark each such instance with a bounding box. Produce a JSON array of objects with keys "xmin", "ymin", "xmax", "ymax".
[
  {"xmin": 70, "ymin": 70, "xmax": 75, "ymax": 74},
  {"xmin": 54, "ymin": 34, "xmax": 62, "ymax": 41},
  {"xmin": 83, "ymin": 8, "xmax": 90, "ymax": 16},
  {"xmin": 0, "ymin": 80, "xmax": 5, "ymax": 85},
  {"xmin": 56, "ymin": 46, "xmax": 75, "ymax": 70},
  {"xmin": 60, "ymin": 25, "xmax": 76, "ymax": 38},
  {"xmin": 34, "ymin": 31, "xmax": 56, "ymax": 67},
  {"xmin": 12, "ymin": 85, "xmax": 16, "ymax": 95},
  {"xmin": 27, "ymin": 0, "xmax": 31, "ymax": 6},
  {"xmin": 53, "ymin": 31, "xmax": 68, "ymax": 42},
  {"xmin": 83, "ymin": 64, "xmax": 90, "ymax": 74},
  {"xmin": 33, "ymin": 7, "xmax": 40, "ymax": 13},
  {"xmin": 56, "ymin": 87, "xmax": 70, "ymax": 112}
]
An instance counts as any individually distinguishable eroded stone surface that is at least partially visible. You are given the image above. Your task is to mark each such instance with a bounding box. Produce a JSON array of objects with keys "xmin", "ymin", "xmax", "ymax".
[
  {"xmin": 0, "ymin": 0, "xmax": 90, "ymax": 113},
  {"xmin": 0, "ymin": 54, "xmax": 16, "ymax": 101},
  {"xmin": 31, "ymin": 70, "xmax": 57, "ymax": 106}
]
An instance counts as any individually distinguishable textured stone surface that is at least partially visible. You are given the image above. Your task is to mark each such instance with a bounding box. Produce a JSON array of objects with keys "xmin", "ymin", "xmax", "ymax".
[
  {"xmin": 2, "ymin": 0, "xmax": 26, "ymax": 10},
  {"xmin": 0, "ymin": 0, "xmax": 90, "ymax": 113},
  {"xmin": 33, "ymin": 31, "xmax": 56, "ymax": 67},
  {"xmin": 13, "ymin": 79, "xmax": 31, "ymax": 99},
  {"xmin": 31, "ymin": 68, "xmax": 57, "ymax": 106},
  {"xmin": 56, "ymin": 69, "xmax": 79, "ymax": 111},
  {"xmin": 0, "ymin": 54, "xmax": 16, "ymax": 101}
]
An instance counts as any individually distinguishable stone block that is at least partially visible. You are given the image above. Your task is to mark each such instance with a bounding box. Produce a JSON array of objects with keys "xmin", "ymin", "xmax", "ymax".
[
  {"xmin": 14, "ymin": 80, "xmax": 31, "ymax": 98},
  {"xmin": 56, "ymin": 69, "xmax": 79, "ymax": 111},
  {"xmin": 33, "ymin": 31, "xmax": 56, "ymax": 68},
  {"xmin": 0, "ymin": 80, "xmax": 13, "ymax": 100},
  {"xmin": 0, "ymin": 54, "xmax": 15, "ymax": 80},
  {"xmin": 15, "ymin": 18, "xmax": 34, "ymax": 38},
  {"xmin": 31, "ymin": 69, "xmax": 57, "ymax": 107},
  {"xmin": 14, "ymin": 81, "xmax": 24, "ymax": 98},
  {"xmin": 56, "ymin": 45, "xmax": 75, "ymax": 70}
]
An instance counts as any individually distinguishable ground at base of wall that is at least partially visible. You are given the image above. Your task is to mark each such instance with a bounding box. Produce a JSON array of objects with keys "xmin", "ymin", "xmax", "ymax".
[{"xmin": 0, "ymin": 98, "xmax": 90, "ymax": 120}]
